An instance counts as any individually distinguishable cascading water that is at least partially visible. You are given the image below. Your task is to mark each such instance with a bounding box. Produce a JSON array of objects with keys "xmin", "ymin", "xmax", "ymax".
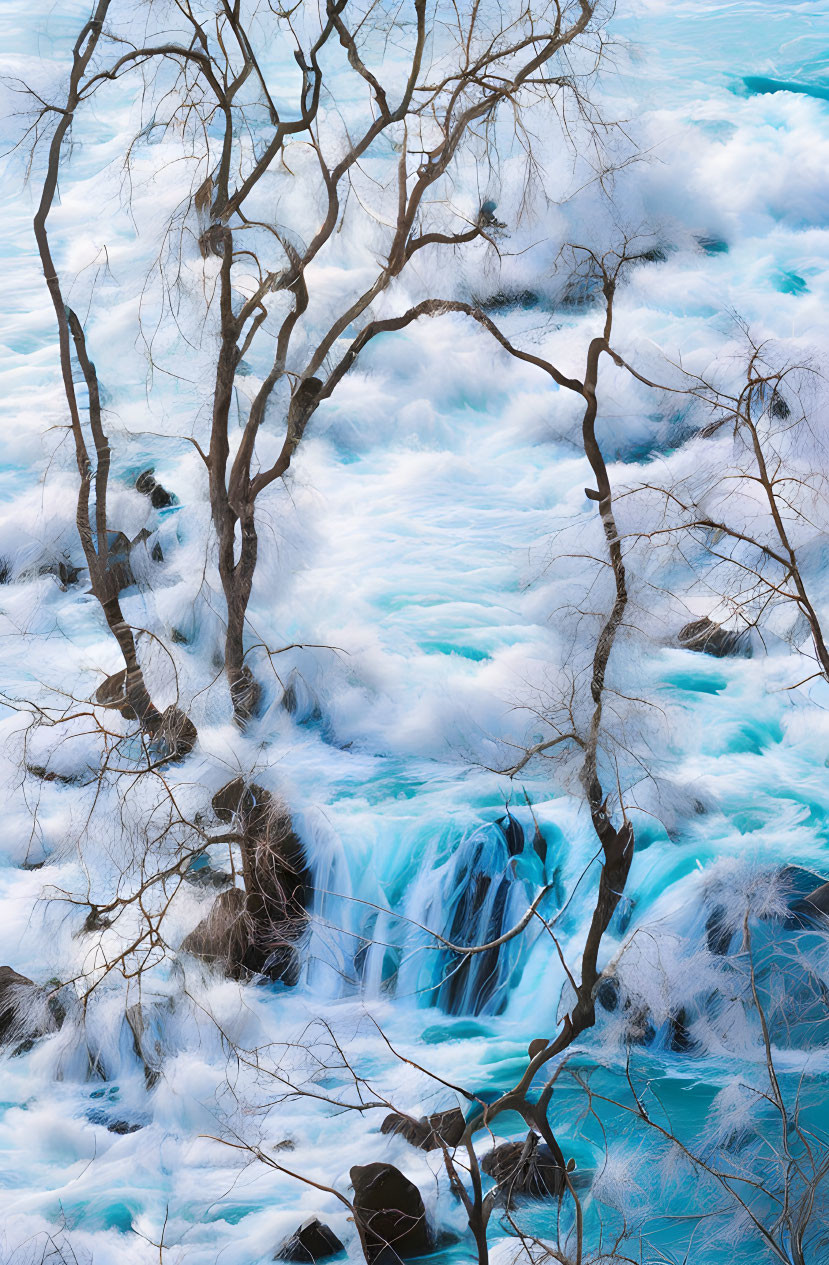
[{"xmin": 1, "ymin": 0, "xmax": 829, "ymax": 1262}]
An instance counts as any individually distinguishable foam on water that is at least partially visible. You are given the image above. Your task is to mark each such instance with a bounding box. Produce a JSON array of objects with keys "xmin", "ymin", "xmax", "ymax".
[{"xmin": 0, "ymin": 0, "xmax": 828, "ymax": 1261}]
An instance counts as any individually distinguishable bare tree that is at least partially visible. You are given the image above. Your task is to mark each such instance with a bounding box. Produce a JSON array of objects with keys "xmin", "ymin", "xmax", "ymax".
[
  {"xmin": 613, "ymin": 331, "xmax": 829, "ymax": 684},
  {"xmin": 30, "ymin": 0, "xmax": 614, "ymax": 722},
  {"xmin": 190, "ymin": 240, "xmax": 662, "ymax": 1265}
]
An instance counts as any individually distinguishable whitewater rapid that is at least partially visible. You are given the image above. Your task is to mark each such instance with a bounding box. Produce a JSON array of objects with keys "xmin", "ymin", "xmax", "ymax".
[{"xmin": 0, "ymin": 1, "xmax": 828, "ymax": 1262}]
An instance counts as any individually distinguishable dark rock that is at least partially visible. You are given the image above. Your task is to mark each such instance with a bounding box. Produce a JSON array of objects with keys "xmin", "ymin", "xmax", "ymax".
[
  {"xmin": 0, "ymin": 557, "xmax": 10, "ymax": 583},
  {"xmin": 0, "ymin": 966, "xmax": 36, "ymax": 1044},
  {"xmin": 668, "ymin": 1008, "xmax": 696, "ymax": 1053},
  {"xmin": 0, "ymin": 970, "xmax": 63, "ymax": 1050},
  {"xmin": 180, "ymin": 886, "xmax": 250, "ymax": 978},
  {"xmin": 496, "ymin": 813, "xmax": 524, "ymax": 857},
  {"xmin": 107, "ymin": 1119, "xmax": 143, "ymax": 1135},
  {"xmin": 350, "ymin": 1162, "xmax": 432, "ymax": 1263},
  {"xmin": 276, "ymin": 1217, "xmax": 344, "ymax": 1262},
  {"xmin": 179, "ymin": 886, "xmax": 301, "ymax": 984},
  {"xmin": 792, "ymin": 882, "xmax": 829, "ymax": 921},
  {"xmin": 530, "ymin": 821, "xmax": 547, "ymax": 866},
  {"xmin": 25, "ymin": 763, "xmax": 88, "ymax": 787},
  {"xmin": 135, "ymin": 468, "xmax": 175, "ymax": 509},
  {"xmin": 476, "ymin": 289, "xmax": 540, "ymax": 313},
  {"xmin": 184, "ymin": 852, "xmax": 233, "ymax": 890},
  {"xmin": 624, "ymin": 1007, "xmax": 656, "ymax": 1047},
  {"xmin": 678, "ymin": 617, "xmax": 749, "ymax": 658},
  {"xmin": 185, "ymin": 782, "xmax": 312, "ymax": 983},
  {"xmin": 380, "ymin": 1107, "xmax": 464, "ymax": 1152},
  {"xmin": 37, "ymin": 557, "xmax": 81, "ymax": 589},
  {"xmin": 125, "ymin": 1001, "xmax": 169, "ymax": 1087},
  {"xmin": 212, "ymin": 779, "xmax": 312, "ymax": 925},
  {"xmin": 481, "ymin": 1135, "xmax": 565, "ymax": 1204},
  {"xmin": 155, "ymin": 706, "xmax": 197, "ymax": 760},
  {"xmin": 438, "ymin": 836, "xmax": 511, "ymax": 1016},
  {"xmin": 595, "ymin": 976, "xmax": 620, "ymax": 1011},
  {"xmin": 706, "ymin": 905, "xmax": 734, "ymax": 955}
]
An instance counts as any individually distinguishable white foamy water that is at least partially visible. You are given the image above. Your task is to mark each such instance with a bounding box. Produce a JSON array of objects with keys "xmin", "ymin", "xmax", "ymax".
[{"xmin": 0, "ymin": 1, "xmax": 828, "ymax": 1261}]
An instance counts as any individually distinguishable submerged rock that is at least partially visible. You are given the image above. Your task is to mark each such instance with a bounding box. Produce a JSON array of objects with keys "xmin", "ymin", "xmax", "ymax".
[
  {"xmin": 668, "ymin": 1007, "xmax": 697, "ymax": 1053},
  {"xmin": 481, "ymin": 1135, "xmax": 565, "ymax": 1204},
  {"xmin": 677, "ymin": 617, "xmax": 749, "ymax": 658},
  {"xmin": 275, "ymin": 1217, "xmax": 344, "ymax": 1262},
  {"xmin": 350, "ymin": 1162, "xmax": 432, "ymax": 1263},
  {"xmin": 380, "ymin": 1107, "xmax": 465, "ymax": 1151}
]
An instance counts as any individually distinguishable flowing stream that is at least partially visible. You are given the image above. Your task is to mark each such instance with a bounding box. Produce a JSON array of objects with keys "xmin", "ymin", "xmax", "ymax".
[{"xmin": 1, "ymin": 1, "xmax": 829, "ymax": 1262}]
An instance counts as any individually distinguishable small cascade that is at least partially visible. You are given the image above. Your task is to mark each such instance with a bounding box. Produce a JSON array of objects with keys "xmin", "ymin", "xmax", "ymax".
[{"xmin": 358, "ymin": 812, "xmax": 552, "ymax": 1016}]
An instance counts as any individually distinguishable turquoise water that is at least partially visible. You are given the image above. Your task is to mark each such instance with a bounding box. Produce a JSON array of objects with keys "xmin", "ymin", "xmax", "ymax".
[{"xmin": 0, "ymin": 0, "xmax": 828, "ymax": 1262}]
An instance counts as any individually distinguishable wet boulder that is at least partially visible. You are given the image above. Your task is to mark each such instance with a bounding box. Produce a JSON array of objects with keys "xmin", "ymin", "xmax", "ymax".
[
  {"xmin": 135, "ymin": 468, "xmax": 175, "ymax": 509},
  {"xmin": 184, "ymin": 852, "xmax": 233, "ymax": 890},
  {"xmin": 125, "ymin": 999, "xmax": 171, "ymax": 1087},
  {"xmin": 180, "ymin": 885, "xmax": 301, "ymax": 983},
  {"xmin": 155, "ymin": 705, "xmax": 197, "ymax": 761},
  {"xmin": 481, "ymin": 1135, "xmax": 565, "ymax": 1205},
  {"xmin": 496, "ymin": 813, "xmax": 524, "ymax": 858},
  {"xmin": 790, "ymin": 881, "xmax": 829, "ymax": 923},
  {"xmin": 0, "ymin": 967, "xmax": 63, "ymax": 1048},
  {"xmin": 213, "ymin": 781, "xmax": 312, "ymax": 932},
  {"xmin": 668, "ymin": 1007, "xmax": 697, "ymax": 1054},
  {"xmin": 184, "ymin": 782, "xmax": 312, "ymax": 983},
  {"xmin": 677, "ymin": 617, "xmax": 749, "ymax": 658},
  {"xmin": 0, "ymin": 967, "xmax": 36, "ymax": 1044},
  {"xmin": 706, "ymin": 905, "xmax": 736, "ymax": 955},
  {"xmin": 180, "ymin": 886, "xmax": 251, "ymax": 979},
  {"xmin": 595, "ymin": 975, "xmax": 620, "ymax": 1011},
  {"xmin": 380, "ymin": 1107, "xmax": 465, "ymax": 1152},
  {"xmin": 350, "ymin": 1162, "xmax": 432, "ymax": 1263},
  {"xmin": 36, "ymin": 556, "xmax": 82, "ymax": 589},
  {"xmin": 275, "ymin": 1217, "xmax": 344, "ymax": 1262}
]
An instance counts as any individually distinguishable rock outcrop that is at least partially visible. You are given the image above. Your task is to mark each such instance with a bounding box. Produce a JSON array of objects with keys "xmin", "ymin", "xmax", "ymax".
[
  {"xmin": 380, "ymin": 1107, "xmax": 465, "ymax": 1151},
  {"xmin": 275, "ymin": 1217, "xmax": 344, "ymax": 1262},
  {"xmin": 181, "ymin": 781, "xmax": 311, "ymax": 983},
  {"xmin": 0, "ymin": 967, "xmax": 63, "ymax": 1048},
  {"xmin": 481, "ymin": 1134, "xmax": 565, "ymax": 1205},
  {"xmin": 350, "ymin": 1162, "xmax": 432, "ymax": 1263},
  {"xmin": 677, "ymin": 617, "xmax": 749, "ymax": 658}
]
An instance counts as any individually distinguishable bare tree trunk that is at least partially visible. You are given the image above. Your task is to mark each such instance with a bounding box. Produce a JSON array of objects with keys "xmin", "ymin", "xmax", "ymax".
[{"xmin": 32, "ymin": 2, "xmax": 192, "ymax": 751}]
